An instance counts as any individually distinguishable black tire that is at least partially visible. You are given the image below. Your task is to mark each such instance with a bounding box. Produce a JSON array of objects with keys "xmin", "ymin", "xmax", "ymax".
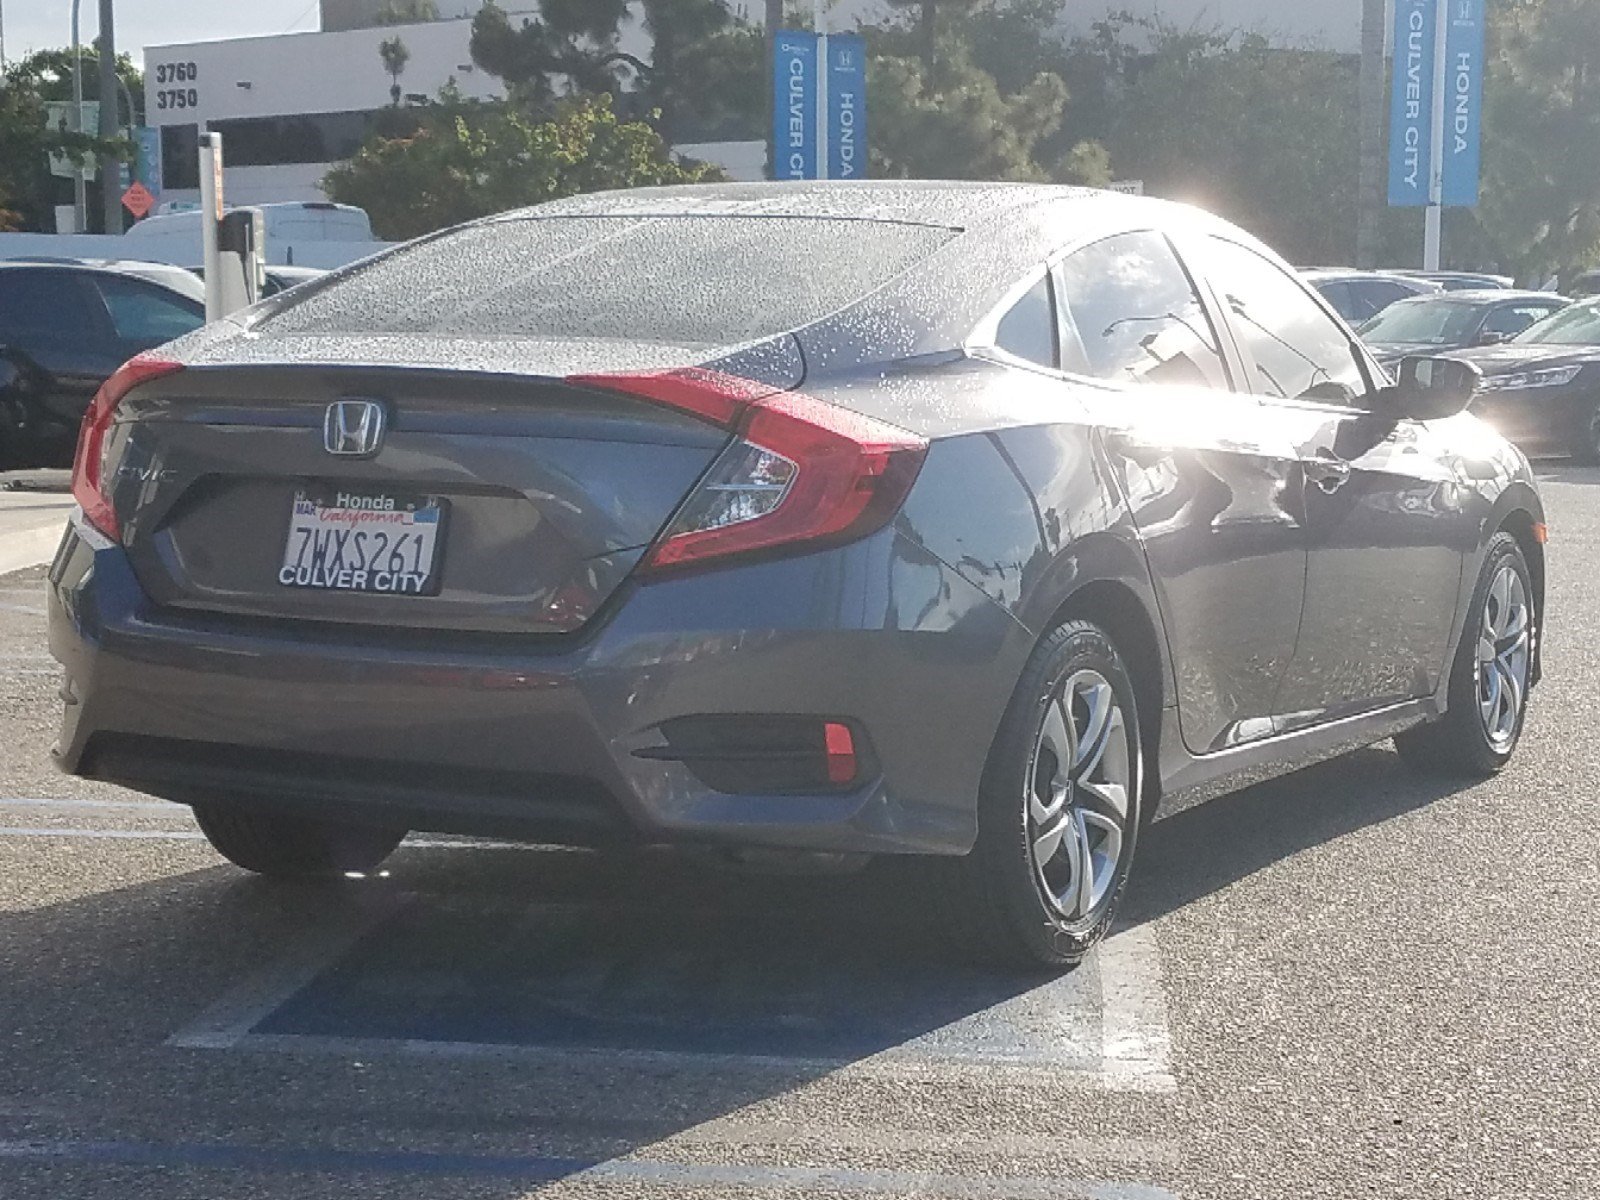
[
  {"xmin": 948, "ymin": 620, "xmax": 1144, "ymax": 969},
  {"xmin": 1394, "ymin": 532, "xmax": 1534, "ymax": 777},
  {"xmin": 192, "ymin": 803, "xmax": 406, "ymax": 878}
]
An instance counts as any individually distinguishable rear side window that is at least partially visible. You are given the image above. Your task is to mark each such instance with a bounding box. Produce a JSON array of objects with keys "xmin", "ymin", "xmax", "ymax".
[
  {"xmin": 1314, "ymin": 280, "xmax": 1359, "ymax": 321},
  {"xmin": 1053, "ymin": 231, "xmax": 1229, "ymax": 389},
  {"xmin": 93, "ymin": 276, "xmax": 205, "ymax": 344},
  {"xmin": 0, "ymin": 270, "xmax": 92, "ymax": 344},
  {"xmin": 993, "ymin": 275, "xmax": 1058, "ymax": 369},
  {"xmin": 261, "ymin": 216, "xmax": 955, "ymax": 346}
]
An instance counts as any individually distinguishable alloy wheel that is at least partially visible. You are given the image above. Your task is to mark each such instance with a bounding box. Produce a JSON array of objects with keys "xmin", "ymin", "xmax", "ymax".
[
  {"xmin": 1477, "ymin": 563, "xmax": 1531, "ymax": 752},
  {"xmin": 1027, "ymin": 669, "xmax": 1133, "ymax": 924}
]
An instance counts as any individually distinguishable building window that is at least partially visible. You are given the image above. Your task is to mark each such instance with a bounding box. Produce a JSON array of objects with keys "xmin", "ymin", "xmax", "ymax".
[{"xmin": 162, "ymin": 123, "xmax": 200, "ymax": 189}]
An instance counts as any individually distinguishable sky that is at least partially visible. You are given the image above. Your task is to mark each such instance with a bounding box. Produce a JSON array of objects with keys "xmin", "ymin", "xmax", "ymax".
[{"xmin": 2, "ymin": 0, "xmax": 322, "ymax": 66}]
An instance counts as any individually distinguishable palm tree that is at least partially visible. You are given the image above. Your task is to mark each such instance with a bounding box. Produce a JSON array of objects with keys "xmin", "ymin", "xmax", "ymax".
[{"xmin": 379, "ymin": 35, "xmax": 410, "ymax": 107}]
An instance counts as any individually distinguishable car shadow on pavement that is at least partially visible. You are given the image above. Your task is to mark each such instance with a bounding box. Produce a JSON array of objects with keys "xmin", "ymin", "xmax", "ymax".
[
  {"xmin": 0, "ymin": 840, "xmax": 1094, "ymax": 1196},
  {"xmin": 1121, "ymin": 745, "xmax": 1475, "ymax": 930}
]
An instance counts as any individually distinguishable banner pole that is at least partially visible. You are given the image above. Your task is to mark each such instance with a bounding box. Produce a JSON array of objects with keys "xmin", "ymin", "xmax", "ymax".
[
  {"xmin": 1423, "ymin": 0, "xmax": 1447, "ymax": 270},
  {"xmin": 815, "ymin": 0, "xmax": 829, "ymax": 180}
]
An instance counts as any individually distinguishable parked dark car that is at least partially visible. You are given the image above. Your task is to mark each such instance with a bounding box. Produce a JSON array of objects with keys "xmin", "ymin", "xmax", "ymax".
[
  {"xmin": 49, "ymin": 184, "xmax": 1545, "ymax": 966},
  {"xmin": 1301, "ymin": 268, "xmax": 1439, "ymax": 324},
  {"xmin": 0, "ymin": 261, "xmax": 205, "ymax": 467},
  {"xmin": 1359, "ymin": 290, "xmax": 1569, "ymax": 367},
  {"xmin": 1453, "ymin": 297, "xmax": 1600, "ymax": 460}
]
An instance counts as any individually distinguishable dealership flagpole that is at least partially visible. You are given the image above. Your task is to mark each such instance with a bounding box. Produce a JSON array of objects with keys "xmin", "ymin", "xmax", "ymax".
[
  {"xmin": 814, "ymin": 0, "xmax": 828, "ymax": 180},
  {"xmin": 1423, "ymin": 0, "xmax": 1447, "ymax": 270}
]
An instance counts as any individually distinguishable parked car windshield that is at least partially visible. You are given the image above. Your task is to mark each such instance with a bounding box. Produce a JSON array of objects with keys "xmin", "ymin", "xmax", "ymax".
[
  {"xmin": 1514, "ymin": 300, "xmax": 1600, "ymax": 345},
  {"xmin": 1359, "ymin": 298, "xmax": 1481, "ymax": 344},
  {"xmin": 261, "ymin": 216, "xmax": 956, "ymax": 346}
]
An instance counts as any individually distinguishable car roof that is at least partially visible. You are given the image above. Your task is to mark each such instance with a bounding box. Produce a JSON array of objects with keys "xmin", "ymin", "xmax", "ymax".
[
  {"xmin": 1386, "ymin": 289, "xmax": 1567, "ymax": 305},
  {"xmin": 0, "ymin": 258, "xmax": 206, "ymax": 304},
  {"xmin": 1301, "ymin": 268, "xmax": 1433, "ymax": 286}
]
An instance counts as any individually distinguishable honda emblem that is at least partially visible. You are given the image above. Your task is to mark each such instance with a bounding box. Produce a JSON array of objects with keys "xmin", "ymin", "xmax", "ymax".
[{"xmin": 323, "ymin": 399, "xmax": 387, "ymax": 457}]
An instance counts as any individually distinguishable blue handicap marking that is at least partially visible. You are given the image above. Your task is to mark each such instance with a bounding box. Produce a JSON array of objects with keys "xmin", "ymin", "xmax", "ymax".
[{"xmin": 255, "ymin": 894, "xmax": 1105, "ymax": 1066}]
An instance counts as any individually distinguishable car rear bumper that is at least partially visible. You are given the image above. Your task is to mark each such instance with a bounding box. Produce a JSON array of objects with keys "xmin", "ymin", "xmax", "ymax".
[{"xmin": 48, "ymin": 513, "xmax": 1028, "ymax": 857}]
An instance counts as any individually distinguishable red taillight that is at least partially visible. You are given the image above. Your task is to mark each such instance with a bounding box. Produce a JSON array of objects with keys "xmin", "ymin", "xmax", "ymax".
[
  {"xmin": 72, "ymin": 355, "xmax": 184, "ymax": 540},
  {"xmin": 824, "ymin": 721, "xmax": 858, "ymax": 785},
  {"xmin": 568, "ymin": 369, "xmax": 928, "ymax": 572}
]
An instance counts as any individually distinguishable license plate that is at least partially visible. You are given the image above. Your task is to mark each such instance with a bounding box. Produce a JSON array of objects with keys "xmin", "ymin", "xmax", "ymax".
[{"xmin": 278, "ymin": 490, "xmax": 447, "ymax": 595}]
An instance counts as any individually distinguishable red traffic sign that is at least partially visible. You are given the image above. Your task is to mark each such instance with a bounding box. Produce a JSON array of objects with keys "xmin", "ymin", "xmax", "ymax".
[{"xmin": 121, "ymin": 181, "xmax": 155, "ymax": 219}]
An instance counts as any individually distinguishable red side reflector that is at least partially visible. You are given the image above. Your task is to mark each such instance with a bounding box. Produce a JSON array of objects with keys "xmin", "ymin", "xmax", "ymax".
[
  {"xmin": 1533, "ymin": 522, "xmax": 1548, "ymax": 545},
  {"xmin": 71, "ymin": 355, "xmax": 184, "ymax": 541},
  {"xmin": 824, "ymin": 721, "xmax": 857, "ymax": 785}
]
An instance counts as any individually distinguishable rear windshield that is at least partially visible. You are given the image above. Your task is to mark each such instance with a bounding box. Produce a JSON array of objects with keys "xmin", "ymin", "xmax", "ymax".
[{"xmin": 261, "ymin": 216, "xmax": 954, "ymax": 346}]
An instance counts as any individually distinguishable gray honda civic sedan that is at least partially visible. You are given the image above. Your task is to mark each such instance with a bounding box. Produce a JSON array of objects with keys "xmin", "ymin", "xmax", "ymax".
[{"xmin": 47, "ymin": 183, "xmax": 1545, "ymax": 966}]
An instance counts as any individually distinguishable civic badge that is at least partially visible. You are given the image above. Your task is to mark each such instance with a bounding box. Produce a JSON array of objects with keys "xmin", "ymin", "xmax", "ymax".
[{"xmin": 323, "ymin": 399, "xmax": 387, "ymax": 458}]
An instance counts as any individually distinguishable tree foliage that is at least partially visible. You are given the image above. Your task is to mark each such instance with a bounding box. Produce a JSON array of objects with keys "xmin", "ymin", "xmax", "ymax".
[
  {"xmin": 0, "ymin": 48, "xmax": 140, "ymax": 232},
  {"xmin": 865, "ymin": 4, "xmax": 1108, "ymax": 185},
  {"xmin": 468, "ymin": 0, "xmax": 760, "ymax": 141},
  {"xmin": 323, "ymin": 93, "xmax": 719, "ymax": 241},
  {"xmin": 1463, "ymin": 0, "xmax": 1600, "ymax": 279}
]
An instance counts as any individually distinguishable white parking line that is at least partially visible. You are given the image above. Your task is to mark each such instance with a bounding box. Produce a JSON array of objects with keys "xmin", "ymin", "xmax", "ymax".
[
  {"xmin": 0, "ymin": 522, "xmax": 66, "ymax": 577},
  {"xmin": 1098, "ymin": 925, "xmax": 1177, "ymax": 1093},
  {"xmin": 0, "ymin": 1136, "xmax": 1181, "ymax": 1198}
]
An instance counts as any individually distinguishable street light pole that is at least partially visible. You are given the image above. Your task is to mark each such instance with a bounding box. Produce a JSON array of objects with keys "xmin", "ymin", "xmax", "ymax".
[
  {"xmin": 70, "ymin": 0, "xmax": 87, "ymax": 234},
  {"xmin": 98, "ymin": 0, "xmax": 122, "ymax": 234}
]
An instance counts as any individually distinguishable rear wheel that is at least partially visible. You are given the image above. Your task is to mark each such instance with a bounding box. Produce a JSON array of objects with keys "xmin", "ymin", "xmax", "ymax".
[
  {"xmin": 1394, "ymin": 533, "xmax": 1533, "ymax": 776},
  {"xmin": 950, "ymin": 620, "xmax": 1143, "ymax": 968},
  {"xmin": 192, "ymin": 804, "xmax": 406, "ymax": 878}
]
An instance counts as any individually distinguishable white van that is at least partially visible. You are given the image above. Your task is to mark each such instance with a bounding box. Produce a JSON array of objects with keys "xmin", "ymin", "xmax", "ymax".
[{"xmin": 122, "ymin": 202, "xmax": 378, "ymax": 268}]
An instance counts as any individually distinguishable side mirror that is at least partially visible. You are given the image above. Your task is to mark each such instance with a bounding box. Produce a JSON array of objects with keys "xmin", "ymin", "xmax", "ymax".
[
  {"xmin": 1380, "ymin": 356, "xmax": 1481, "ymax": 421},
  {"xmin": 1474, "ymin": 330, "xmax": 1510, "ymax": 347}
]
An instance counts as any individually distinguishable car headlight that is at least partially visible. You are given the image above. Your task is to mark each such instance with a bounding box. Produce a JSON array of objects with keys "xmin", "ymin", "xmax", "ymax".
[{"xmin": 1479, "ymin": 364, "xmax": 1584, "ymax": 392}]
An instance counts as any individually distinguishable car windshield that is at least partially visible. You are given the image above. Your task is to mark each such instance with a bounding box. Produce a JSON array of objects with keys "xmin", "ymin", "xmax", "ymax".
[
  {"xmin": 1515, "ymin": 300, "xmax": 1600, "ymax": 345},
  {"xmin": 1359, "ymin": 298, "xmax": 1481, "ymax": 343}
]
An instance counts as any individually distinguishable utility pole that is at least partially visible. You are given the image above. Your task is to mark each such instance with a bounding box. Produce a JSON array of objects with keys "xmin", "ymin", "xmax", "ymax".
[
  {"xmin": 1356, "ymin": 0, "xmax": 1387, "ymax": 267},
  {"xmin": 765, "ymin": 0, "xmax": 782, "ymax": 179},
  {"xmin": 98, "ymin": 0, "xmax": 122, "ymax": 234},
  {"xmin": 71, "ymin": 0, "xmax": 87, "ymax": 234}
]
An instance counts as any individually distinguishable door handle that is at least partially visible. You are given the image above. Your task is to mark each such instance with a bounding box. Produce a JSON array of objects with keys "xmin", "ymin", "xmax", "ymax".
[{"xmin": 1305, "ymin": 451, "xmax": 1352, "ymax": 494}]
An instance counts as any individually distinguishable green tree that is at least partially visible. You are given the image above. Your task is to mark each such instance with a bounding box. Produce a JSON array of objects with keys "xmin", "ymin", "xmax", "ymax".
[
  {"xmin": 1058, "ymin": 20, "xmax": 1361, "ymax": 265},
  {"xmin": 375, "ymin": 0, "xmax": 440, "ymax": 24},
  {"xmin": 379, "ymin": 36, "xmax": 411, "ymax": 106},
  {"xmin": 323, "ymin": 92, "xmax": 721, "ymax": 240},
  {"xmin": 468, "ymin": 0, "xmax": 758, "ymax": 141},
  {"xmin": 1463, "ymin": 0, "xmax": 1600, "ymax": 281},
  {"xmin": 865, "ymin": 8, "xmax": 1107, "ymax": 185},
  {"xmin": 0, "ymin": 48, "xmax": 139, "ymax": 232}
]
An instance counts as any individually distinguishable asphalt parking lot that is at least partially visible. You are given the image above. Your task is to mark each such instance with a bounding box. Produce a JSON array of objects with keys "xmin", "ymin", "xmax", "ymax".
[{"xmin": 0, "ymin": 470, "xmax": 1597, "ymax": 1200}]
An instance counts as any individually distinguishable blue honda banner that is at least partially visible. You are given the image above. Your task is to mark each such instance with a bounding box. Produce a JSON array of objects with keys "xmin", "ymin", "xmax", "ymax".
[
  {"xmin": 773, "ymin": 31, "xmax": 819, "ymax": 181},
  {"xmin": 1388, "ymin": 0, "xmax": 1439, "ymax": 208},
  {"xmin": 827, "ymin": 34, "xmax": 868, "ymax": 181},
  {"xmin": 1442, "ymin": 0, "xmax": 1485, "ymax": 208}
]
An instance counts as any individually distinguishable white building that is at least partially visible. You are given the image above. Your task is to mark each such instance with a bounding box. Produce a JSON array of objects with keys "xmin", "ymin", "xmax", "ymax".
[{"xmin": 143, "ymin": 1, "xmax": 1359, "ymax": 211}]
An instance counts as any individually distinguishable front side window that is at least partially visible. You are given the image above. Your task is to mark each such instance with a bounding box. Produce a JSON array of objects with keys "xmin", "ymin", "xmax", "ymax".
[
  {"xmin": 993, "ymin": 274, "xmax": 1057, "ymax": 369},
  {"xmin": 1204, "ymin": 239, "xmax": 1368, "ymax": 402},
  {"xmin": 1052, "ymin": 231, "xmax": 1229, "ymax": 389}
]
